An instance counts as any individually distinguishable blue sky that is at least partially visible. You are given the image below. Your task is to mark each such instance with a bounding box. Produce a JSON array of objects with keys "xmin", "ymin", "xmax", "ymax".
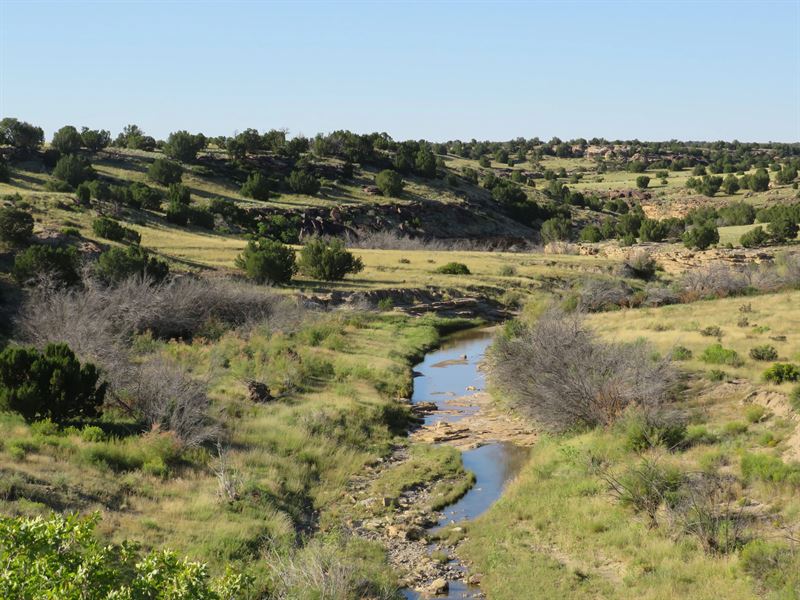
[{"xmin": 1, "ymin": 1, "xmax": 798, "ymax": 142}]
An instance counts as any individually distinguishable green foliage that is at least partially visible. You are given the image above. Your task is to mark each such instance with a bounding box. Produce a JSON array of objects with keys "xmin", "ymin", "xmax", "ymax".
[
  {"xmin": 79, "ymin": 127, "xmax": 111, "ymax": 152},
  {"xmin": 163, "ymin": 130, "xmax": 205, "ymax": 162},
  {"xmin": 721, "ymin": 174, "xmax": 740, "ymax": 195},
  {"xmin": 744, "ymin": 404, "xmax": 768, "ymax": 424},
  {"xmin": 129, "ymin": 182, "xmax": 162, "ymax": 210},
  {"xmin": 297, "ymin": 237, "xmax": 363, "ymax": 281},
  {"xmin": 579, "ymin": 224, "xmax": 603, "ymax": 242},
  {"xmin": 52, "ymin": 154, "xmax": 94, "ymax": 187},
  {"xmin": 762, "ymin": 363, "xmax": 800, "ymax": 384},
  {"xmin": 616, "ymin": 212, "xmax": 642, "ymax": 237},
  {"xmin": 740, "ymin": 452, "xmax": 800, "ymax": 485},
  {"xmin": 698, "ymin": 175, "xmax": 723, "ymax": 197},
  {"xmin": 415, "ymin": 146, "xmax": 437, "ymax": 177},
  {"xmin": 776, "ymin": 164, "xmax": 798, "ymax": 185},
  {"xmin": 749, "ymin": 344, "xmax": 778, "ymax": 361},
  {"xmin": 51, "ymin": 125, "xmax": 83, "ymax": 155},
  {"xmin": 749, "ymin": 168, "xmax": 771, "ymax": 192},
  {"xmin": 0, "ymin": 513, "xmax": 251, "ymax": 599},
  {"xmin": 434, "ymin": 262, "xmax": 470, "ymax": 275},
  {"xmin": 635, "ymin": 175, "xmax": 650, "ymax": 189},
  {"xmin": 92, "ymin": 217, "xmax": 140, "ymax": 243},
  {"xmin": 165, "ymin": 201, "xmax": 190, "ymax": 226},
  {"xmin": 767, "ymin": 217, "xmax": 799, "ymax": 242},
  {"xmin": 96, "ymin": 245, "xmax": 169, "ymax": 284},
  {"xmin": 147, "ymin": 158, "xmax": 183, "ymax": 185},
  {"xmin": 0, "ymin": 343, "xmax": 105, "ymax": 423},
  {"xmin": 638, "ymin": 218, "xmax": 668, "ymax": 242},
  {"xmin": 740, "ymin": 226, "xmax": 769, "ymax": 248},
  {"xmin": 540, "ymin": 217, "xmax": 570, "ymax": 243},
  {"xmin": 683, "ymin": 222, "xmax": 719, "ymax": 250},
  {"xmin": 235, "ymin": 238, "xmax": 296, "ymax": 285},
  {"xmin": 287, "ymin": 169, "xmax": 321, "ymax": 195},
  {"xmin": 0, "ymin": 206, "xmax": 33, "ymax": 245},
  {"xmin": 671, "ymin": 345, "xmax": 693, "ymax": 360},
  {"xmin": 240, "ymin": 171, "xmax": 271, "ymax": 200},
  {"xmin": 618, "ymin": 409, "xmax": 686, "ymax": 452},
  {"xmin": 740, "ymin": 540, "xmax": 800, "ymax": 594},
  {"xmin": 114, "ymin": 124, "xmax": 156, "ymax": 151},
  {"xmin": 375, "ymin": 169, "xmax": 404, "ymax": 197},
  {"xmin": 0, "ymin": 117, "xmax": 44, "ymax": 155},
  {"xmin": 165, "ymin": 183, "xmax": 191, "ymax": 206},
  {"xmin": 700, "ymin": 343, "xmax": 743, "ymax": 367},
  {"xmin": 613, "ymin": 459, "xmax": 683, "ymax": 524},
  {"xmin": 491, "ymin": 180, "xmax": 527, "ymax": 204},
  {"xmin": 13, "ymin": 245, "xmax": 80, "ymax": 286}
]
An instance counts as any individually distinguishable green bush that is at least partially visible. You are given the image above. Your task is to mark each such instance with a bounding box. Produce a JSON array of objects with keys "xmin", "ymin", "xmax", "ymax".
[
  {"xmin": 287, "ymin": 169, "xmax": 321, "ymax": 195},
  {"xmin": 0, "ymin": 206, "xmax": 33, "ymax": 245},
  {"xmin": 749, "ymin": 344, "xmax": 778, "ymax": 361},
  {"xmin": 163, "ymin": 130, "xmax": 204, "ymax": 162},
  {"xmin": 129, "ymin": 182, "xmax": 162, "ymax": 210},
  {"xmin": 375, "ymin": 169, "xmax": 404, "ymax": 197},
  {"xmin": 671, "ymin": 346, "xmax": 693, "ymax": 360},
  {"xmin": 0, "ymin": 513, "xmax": 251, "ymax": 599},
  {"xmin": 700, "ymin": 343, "xmax": 743, "ymax": 367},
  {"xmin": 635, "ymin": 175, "xmax": 650, "ymax": 189},
  {"xmin": 612, "ymin": 459, "xmax": 683, "ymax": 525},
  {"xmin": 618, "ymin": 409, "xmax": 686, "ymax": 452},
  {"xmin": 147, "ymin": 158, "xmax": 183, "ymax": 185},
  {"xmin": 297, "ymin": 238, "xmax": 363, "ymax": 281},
  {"xmin": 187, "ymin": 207, "xmax": 214, "ymax": 229},
  {"xmin": 13, "ymin": 245, "xmax": 80, "ymax": 286},
  {"xmin": 685, "ymin": 424, "xmax": 719, "ymax": 446},
  {"xmin": 579, "ymin": 224, "xmax": 603, "ymax": 243},
  {"xmin": 92, "ymin": 217, "xmax": 140, "ymax": 243},
  {"xmin": 165, "ymin": 201, "xmax": 190, "ymax": 226},
  {"xmin": 434, "ymin": 262, "xmax": 470, "ymax": 275},
  {"xmin": 762, "ymin": 363, "xmax": 800, "ymax": 384},
  {"xmin": 51, "ymin": 125, "xmax": 83, "ymax": 154},
  {"xmin": 790, "ymin": 385, "xmax": 800, "ymax": 411},
  {"xmin": 165, "ymin": 183, "xmax": 191, "ymax": 205},
  {"xmin": 707, "ymin": 369, "xmax": 727, "ymax": 382},
  {"xmin": 744, "ymin": 404, "xmax": 768, "ymax": 423},
  {"xmin": 52, "ymin": 154, "xmax": 94, "ymax": 187},
  {"xmin": 768, "ymin": 217, "xmax": 799, "ymax": 243},
  {"xmin": 740, "ymin": 226, "xmax": 769, "ymax": 248},
  {"xmin": 683, "ymin": 222, "xmax": 719, "ymax": 250},
  {"xmin": 0, "ymin": 343, "xmax": 106, "ymax": 423},
  {"xmin": 740, "ymin": 452, "xmax": 800, "ymax": 485},
  {"xmin": 740, "ymin": 540, "xmax": 800, "ymax": 593},
  {"xmin": 96, "ymin": 245, "xmax": 169, "ymax": 284},
  {"xmin": 240, "ymin": 171, "xmax": 271, "ymax": 200},
  {"xmin": 498, "ymin": 265, "xmax": 517, "ymax": 276},
  {"xmin": 80, "ymin": 425, "xmax": 106, "ymax": 442},
  {"xmin": 540, "ymin": 217, "xmax": 570, "ymax": 243},
  {"xmin": 235, "ymin": 238, "xmax": 296, "ymax": 285}
]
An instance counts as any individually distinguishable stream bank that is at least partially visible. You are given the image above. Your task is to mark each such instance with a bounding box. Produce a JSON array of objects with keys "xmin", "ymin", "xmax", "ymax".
[{"xmin": 347, "ymin": 328, "xmax": 536, "ymax": 598}]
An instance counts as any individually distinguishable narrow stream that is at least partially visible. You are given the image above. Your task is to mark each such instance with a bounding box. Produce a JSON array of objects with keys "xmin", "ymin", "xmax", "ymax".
[{"xmin": 402, "ymin": 329, "xmax": 529, "ymax": 599}]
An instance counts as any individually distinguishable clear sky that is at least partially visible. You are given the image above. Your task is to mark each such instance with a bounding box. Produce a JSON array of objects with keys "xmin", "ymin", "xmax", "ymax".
[{"xmin": 1, "ymin": 0, "xmax": 798, "ymax": 142}]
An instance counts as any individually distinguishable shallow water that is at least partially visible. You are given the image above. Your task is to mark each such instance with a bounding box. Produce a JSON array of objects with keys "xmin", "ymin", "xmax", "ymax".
[{"xmin": 402, "ymin": 329, "xmax": 529, "ymax": 599}]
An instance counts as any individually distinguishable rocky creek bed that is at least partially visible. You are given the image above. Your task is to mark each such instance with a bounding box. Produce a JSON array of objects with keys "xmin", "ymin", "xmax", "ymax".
[{"xmin": 345, "ymin": 329, "xmax": 535, "ymax": 598}]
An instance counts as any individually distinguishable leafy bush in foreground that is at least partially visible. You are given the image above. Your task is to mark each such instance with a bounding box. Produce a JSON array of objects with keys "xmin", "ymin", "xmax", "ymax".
[
  {"xmin": 375, "ymin": 169, "xmax": 404, "ymax": 197},
  {"xmin": 13, "ymin": 245, "xmax": 80, "ymax": 286},
  {"xmin": 435, "ymin": 262, "xmax": 470, "ymax": 275},
  {"xmin": 700, "ymin": 343, "xmax": 743, "ymax": 367},
  {"xmin": 683, "ymin": 222, "xmax": 719, "ymax": 250},
  {"xmin": 762, "ymin": 363, "xmax": 800, "ymax": 384},
  {"xmin": 749, "ymin": 344, "xmax": 778, "ymax": 361},
  {"xmin": 96, "ymin": 245, "xmax": 169, "ymax": 284},
  {"xmin": 92, "ymin": 216, "xmax": 140, "ymax": 243},
  {"xmin": 0, "ymin": 205, "xmax": 33, "ymax": 245},
  {"xmin": 0, "ymin": 343, "xmax": 106, "ymax": 423},
  {"xmin": 0, "ymin": 512, "xmax": 251, "ymax": 599},
  {"xmin": 235, "ymin": 237, "xmax": 296, "ymax": 284},
  {"xmin": 147, "ymin": 157, "xmax": 183, "ymax": 185},
  {"xmin": 298, "ymin": 237, "xmax": 363, "ymax": 281}
]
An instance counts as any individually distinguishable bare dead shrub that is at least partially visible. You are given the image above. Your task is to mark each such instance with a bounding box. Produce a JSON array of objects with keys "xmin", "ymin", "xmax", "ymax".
[
  {"xmin": 578, "ymin": 278, "xmax": 634, "ymax": 311},
  {"xmin": 15, "ymin": 275, "xmax": 296, "ymax": 446},
  {"xmin": 212, "ymin": 442, "xmax": 241, "ymax": 503},
  {"xmin": 117, "ymin": 356, "xmax": 218, "ymax": 447},
  {"xmin": 488, "ymin": 310, "xmax": 677, "ymax": 430},
  {"xmin": 270, "ymin": 538, "xmax": 396, "ymax": 600},
  {"xmin": 642, "ymin": 283, "xmax": 680, "ymax": 307},
  {"xmin": 667, "ymin": 472, "xmax": 748, "ymax": 554},
  {"xmin": 619, "ymin": 250, "xmax": 657, "ymax": 280},
  {"xmin": 345, "ymin": 229, "xmax": 535, "ymax": 253},
  {"xmin": 679, "ymin": 264, "xmax": 749, "ymax": 301}
]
